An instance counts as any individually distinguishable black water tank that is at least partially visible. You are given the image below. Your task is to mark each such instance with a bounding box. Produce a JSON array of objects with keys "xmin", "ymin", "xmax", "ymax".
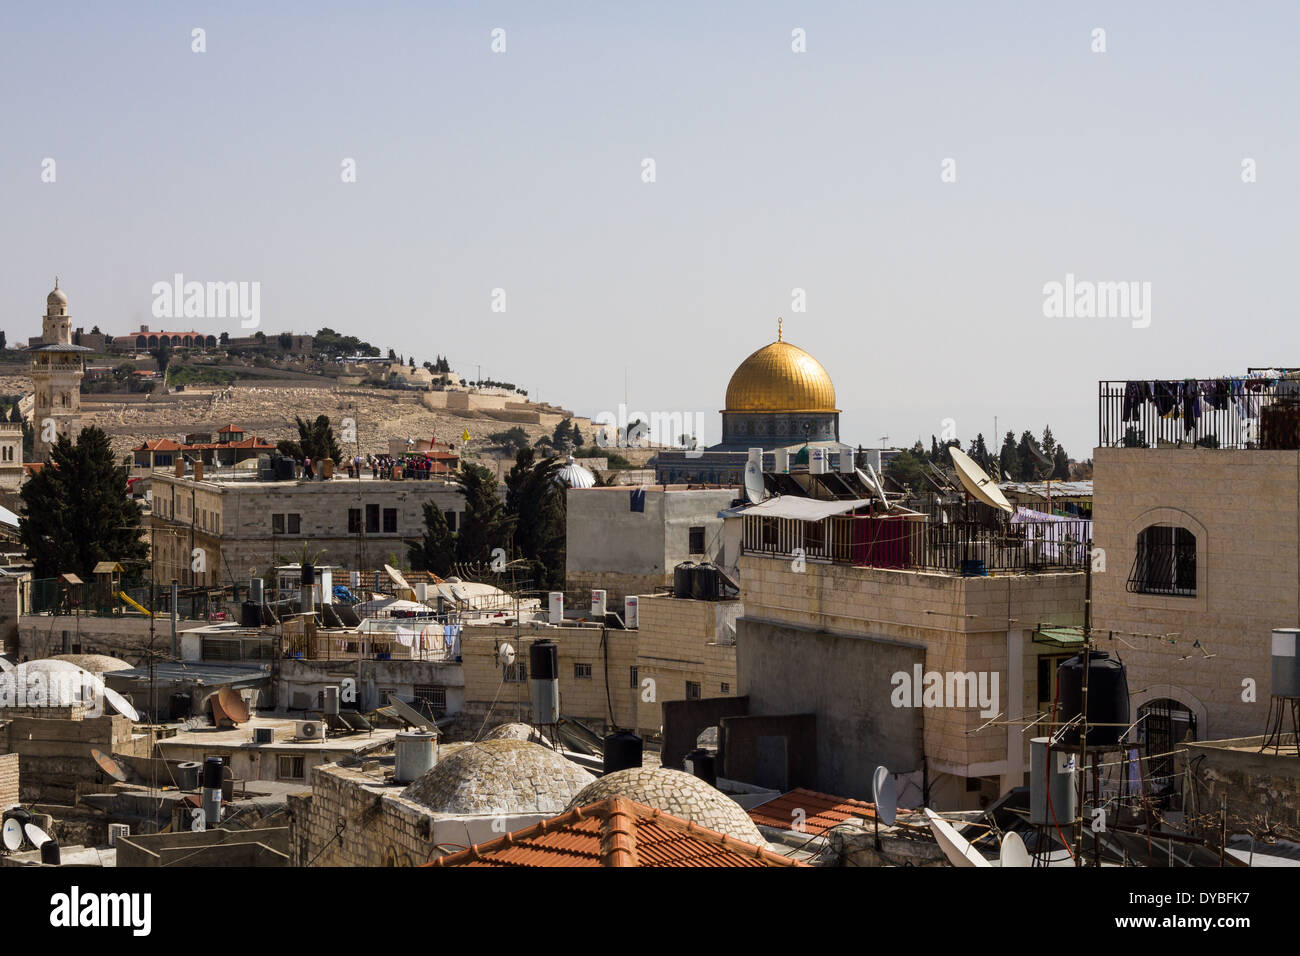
[
  {"xmin": 175, "ymin": 761, "xmax": 201, "ymax": 790},
  {"xmin": 1056, "ymin": 651, "xmax": 1130, "ymax": 748},
  {"xmin": 686, "ymin": 748, "xmax": 717, "ymax": 787},
  {"xmin": 240, "ymin": 601, "xmax": 261, "ymax": 627},
  {"xmin": 673, "ymin": 562, "xmax": 695, "ymax": 598},
  {"xmin": 603, "ymin": 731, "xmax": 643, "ymax": 774},
  {"xmin": 529, "ymin": 640, "xmax": 558, "ymax": 681},
  {"xmin": 169, "ymin": 692, "xmax": 192, "ymax": 721},
  {"xmin": 275, "ymin": 457, "xmax": 295, "ymax": 481},
  {"xmin": 691, "ymin": 563, "xmax": 719, "ymax": 601},
  {"xmin": 202, "ymin": 757, "xmax": 224, "ymax": 790},
  {"xmin": 301, "ymin": 563, "xmax": 315, "ymax": 586},
  {"xmin": 40, "ymin": 840, "xmax": 60, "ymax": 866}
]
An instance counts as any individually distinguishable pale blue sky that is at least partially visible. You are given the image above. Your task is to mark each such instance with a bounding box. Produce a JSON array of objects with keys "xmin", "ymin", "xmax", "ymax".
[{"xmin": 2, "ymin": 1, "xmax": 1296, "ymax": 456}]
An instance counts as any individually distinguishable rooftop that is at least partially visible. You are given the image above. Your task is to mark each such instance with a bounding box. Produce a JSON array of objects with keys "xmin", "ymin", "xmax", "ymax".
[
  {"xmin": 157, "ymin": 714, "xmax": 400, "ymax": 755},
  {"xmin": 749, "ymin": 787, "xmax": 876, "ymax": 836},
  {"xmin": 426, "ymin": 797, "xmax": 804, "ymax": 868},
  {"xmin": 1098, "ymin": 374, "xmax": 1299, "ymax": 450}
]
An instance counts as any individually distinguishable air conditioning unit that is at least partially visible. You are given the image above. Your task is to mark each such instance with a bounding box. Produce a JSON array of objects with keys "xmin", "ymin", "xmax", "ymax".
[
  {"xmin": 107, "ymin": 823, "xmax": 130, "ymax": 846},
  {"xmin": 295, "ymin": 720, "xmax": 326, "ymax": 741},
  {"xmin": 253, "ymin": 727, "xmax": 274, "ymax": 745}
]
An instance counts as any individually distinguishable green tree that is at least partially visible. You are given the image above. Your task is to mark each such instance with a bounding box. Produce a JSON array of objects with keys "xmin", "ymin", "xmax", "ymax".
[
  {"xmin": 155, "ymin": 338, "xmax": 173, "ymax": 378},
  {"xmin": 487, "ymin": 427, "xmax": 530, "ymax": 452},
  {"xmin": 0, "ymin": 331, "xmax": 6, "ymax": 350},
  {"xmin": 504, "ymin": 448, "xmax": 566, "ymax": 590},
  {"xmin": 18, "ymin": 427, "xmax": 149, "ymax": 582},
  {"xmin": 454, "ymin": 463, "xmax": 509, "ymax": 566},
  {"xmin": 1052, "ymin": 445, "xmax": 1071, "ymax": 479},
  {"xmin": 552, "ymin": 418, "xmax": 572, "ymax": 448},
  {"xmin": 998, "ymin": 431, "xmax": 1017, "ymax": 480},
  {"xmin": 408, "ymin": 502, "xmax": 456, "ymax": 576},
  {"xmin": 883, "ymin": 442, "xmax": 929, "ymax": 496},
  {"xmin": 277, "ymin": 415, "xmax": 343, "ymax": 462}
]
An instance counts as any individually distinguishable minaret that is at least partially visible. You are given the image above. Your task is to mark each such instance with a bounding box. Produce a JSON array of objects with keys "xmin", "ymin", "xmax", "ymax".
[{"xmin": 29, "ymin": 278, "xmax": 88, "ymax": 460}]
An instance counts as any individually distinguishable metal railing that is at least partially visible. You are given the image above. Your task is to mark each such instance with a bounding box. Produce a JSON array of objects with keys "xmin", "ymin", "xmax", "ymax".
[
  {"xmin": 742, "ymin": 514, "xmax": 1090, "ymax": 573},
  {"xmin": 1098, "ymin": 378, "xmax": 1289, "ymax": 450}
]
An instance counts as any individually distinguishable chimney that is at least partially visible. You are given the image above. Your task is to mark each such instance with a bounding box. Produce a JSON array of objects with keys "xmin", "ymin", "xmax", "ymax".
[
  {"xmin": 194, "ymin": 460, "xmax": 204, "ymax": 481},
  {"xmin": 174, "ymin": 458, "xmax": 184, "ymax": 478}
]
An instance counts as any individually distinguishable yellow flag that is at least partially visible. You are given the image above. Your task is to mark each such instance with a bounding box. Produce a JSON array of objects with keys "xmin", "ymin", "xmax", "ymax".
[{"xmin": 461, "ymin": 429, "xmax": 471, "ymax": 442}]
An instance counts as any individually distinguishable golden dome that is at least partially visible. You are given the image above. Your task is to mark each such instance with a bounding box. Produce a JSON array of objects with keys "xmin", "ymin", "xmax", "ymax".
[{"xmin": 724, "ymin": 333, "xmax": 838, "ymax": 413}]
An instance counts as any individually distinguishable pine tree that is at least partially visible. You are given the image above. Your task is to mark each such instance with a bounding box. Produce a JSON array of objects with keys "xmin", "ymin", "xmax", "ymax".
[
  {"xmin": 1041, "ymin": 426, "xmax": 1056, "ymax": 463},
  {"xmin": 408, "ymin": 502, "xmax": 455, "ymax": 576},
  {"xmin": 454, "ymin": 463, "xmax": 509, "ymax": 566},
  {"xmin": 18, "ymin": 427, "xmax": 149, "ymax": 582},
  {"xmin": 1052, "ymin": 446, "xmax": 1070, "ymax": 480},
  {"xmin": 999, "ymin": 431, "xmax": 1017, "ymax": 481},
  {"xmin": 277, "ymin": 415, "xmax": 343, "ymax": 462},
  {"xmin": 504, "ymin": 448, "xmax": 567, "ymax": 590}
]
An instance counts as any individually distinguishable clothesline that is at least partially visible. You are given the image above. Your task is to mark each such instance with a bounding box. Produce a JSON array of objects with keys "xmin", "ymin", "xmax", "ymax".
[{"xmin": 1120, "ymin": 376, "xmax": 1277, "ymax": 435}]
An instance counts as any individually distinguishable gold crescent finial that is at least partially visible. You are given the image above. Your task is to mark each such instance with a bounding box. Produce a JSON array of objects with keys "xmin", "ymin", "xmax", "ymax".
[{"xmin": 777, "ymin": 317, "xmax": 783, "ymax": 342}]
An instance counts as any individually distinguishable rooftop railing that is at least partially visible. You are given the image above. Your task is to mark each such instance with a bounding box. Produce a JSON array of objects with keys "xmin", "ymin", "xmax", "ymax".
[
  {"xmin": 1098, "ymin": 377, "xmax": 1294, "ymax": 450},
  {"xmin": 741, "ymin": 513, "xmax": 1090, "ymax": 574}
]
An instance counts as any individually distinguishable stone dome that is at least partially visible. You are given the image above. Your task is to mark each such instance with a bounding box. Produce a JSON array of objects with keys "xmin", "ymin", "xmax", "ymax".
[
  {"xmin": 400, "ymin": 739, "xmax": 593, "ymax": 815},
  {"xmin": 46, "ymin": 280, "xmax": 67, "ymax": 312},
  {"xmin": 725, "ymin": 337, "xmax": 837, "ymax": 413},
  {"xmin": 566, "ymin": 767, "xmax": 765, "ymax": 844},
  {"xmin": 482, "ymin": 722, "xmax": 554, "ymax": 747},
  {"xmin": 50, "ymin": 654, "xmax": 132, "ymax": 674}
]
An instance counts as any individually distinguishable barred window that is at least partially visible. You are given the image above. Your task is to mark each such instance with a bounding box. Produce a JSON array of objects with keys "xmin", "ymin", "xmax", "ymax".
[
  {"xmin": 1128, "ymin": 525, "xmax": 1196, "ymax": 597},
  {"xmin": 574, "ymin": 663, "xmax": 592, "ymax": 679},
  {"xmin": 686, "ymin": 681, "xmax": 701, "ymax": 700}
]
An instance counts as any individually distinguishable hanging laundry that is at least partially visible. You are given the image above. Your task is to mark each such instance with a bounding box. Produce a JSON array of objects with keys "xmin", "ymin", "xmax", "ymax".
[
  {"xmin": 1153, "ymin": 381, "xmax": 1180, "ymax": 417},
  {"xmin": 1122, "ymin": 381, "xmax": 1150, "ymax": 421}
]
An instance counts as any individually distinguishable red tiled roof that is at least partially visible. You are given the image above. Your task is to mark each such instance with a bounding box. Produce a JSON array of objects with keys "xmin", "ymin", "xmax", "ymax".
[
  {"xmin": 426, "ymin": 797, "xmax": 806, "ymax": 868},
  {"xmin": 216, "ymin": 424, "xmax": 244, "ymax": 434},
  {"xmin": 133, "ymin": 438, "xmax": 182, "ymax": 452},
  {"xmin": 748, "ymin": 788, "xmax": 876, "ymax": 836}
]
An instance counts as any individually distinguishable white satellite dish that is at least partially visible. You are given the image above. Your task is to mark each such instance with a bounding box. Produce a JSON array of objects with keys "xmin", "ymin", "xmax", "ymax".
[
  {"xmin": 2, "ymin": 818, "xmax": 23, "ymax": 851},
  {"xmin": 948, "ymin": 446, "xmax": 1013, "ymax": 514},
  {"xmin": 383, "ymin": 563, "xmax": 413, "ymax": 594},
  {"xmin": 102, "ymin": 686, "xmax": 140, "ymax": 723},
  {"xmin": 23, "ymin": 823, "xmax": 51, "ymax": 848},
  {"xmin": 924, "ymin": 807, "xmax": 992, "ymax": 868},
  {"xmin": 498, "ymin": 642, "xmax": 516, "ymax": 667},
  {"xmin": 999, "ymin": 831, "xmax": 1031, "ymax": 868},
  {"xmin": 872, "ymin": 766, "xmax": 897, "ymax": 827},
  {"xmin": 743, "ymin": 460, "xmax": 764, "ymax": 505},
  {"xmin": 855, "ymin": 468, "xmax": 888, "ymax": 509},
  {"xmin": 866, "ymin": 464, "xmax": 893, "ymax": 508}
]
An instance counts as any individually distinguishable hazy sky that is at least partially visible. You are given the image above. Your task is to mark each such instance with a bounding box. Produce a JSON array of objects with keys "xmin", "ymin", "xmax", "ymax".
[{"xmin": 3, "ymin": 1, "xmax": 1297, "ymax": 457}]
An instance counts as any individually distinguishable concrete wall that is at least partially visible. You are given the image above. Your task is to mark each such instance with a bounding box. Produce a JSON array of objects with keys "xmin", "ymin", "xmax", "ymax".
[
  {"xmin": 276, "ymin": 658, "xmax": 464, "ymax": 714},
  {"xmin": 564, "ymin": 486, "xmax": 736, "ymax": 605},
  {"xmin": 1092, "ymin": 447, "xmax": 1300, "ymax": 741},
  {"xmin": 117, "ymin": 826, "xmax": 289, "ymax": 866},
  {"xmin": 0, "ymin": 753, "xmax": 18, "ymax": 809},
  {"xmin": 634, "ymin": 595, "xmax": 739, "ymax": 735},
  {"xmin": 0, "ymin": 714, "xmax": 150, "ymax": 803},
  {"xmin": 738, "ymin": 552, "xmax": 1085, "ymax": 802},
  {"xmin": 17, "ymin": 614, "xmax": 207, "ymax": 663},
  {"xmin": 1184, "ymin": 735, "xmax": 1300, "ymax": 842},
  {"xmin": 721, "ymin": 712, "xmax": 818, "ymax": 792}
]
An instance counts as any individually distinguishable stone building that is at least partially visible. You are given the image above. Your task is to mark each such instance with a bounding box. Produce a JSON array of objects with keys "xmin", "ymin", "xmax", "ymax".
[
  {"xmin": 147, "ymin": 470, "xmax": 465, "ymax": 587},
  {"xmin": 27, "ymin": 280, "xmax": 90, "ymax": 460}
]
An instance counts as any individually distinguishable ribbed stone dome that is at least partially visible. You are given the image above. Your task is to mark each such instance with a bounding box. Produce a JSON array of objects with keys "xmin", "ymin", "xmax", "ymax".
[
  {"xmin": 401, "ymin": 739, "xmax": 594, "ymax": 815},
  {"xmin": 50, "ymin": 654, "xmax": 132, "ymax": 674},
  {"xmin": 724, "ymin": 338, "xmax": 837, "ymax": 413},
  {"xmin": 566, "ymin": 767, "xmax": 765, "ymax": 844},
  {"xmin": 556, "ymin": 455, "xmax": 595, "ymax": 489}
]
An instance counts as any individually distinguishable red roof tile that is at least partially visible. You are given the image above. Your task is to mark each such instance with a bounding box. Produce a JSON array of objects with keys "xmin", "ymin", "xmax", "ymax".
[
  {"xmin": 133, "ymin": 438, "xmax": 182, "ymax": 452},
  {"xmin": 426, "ymin": 797, "xmax": 806, "ymax": 868},
  {"xmin": 748, "ymin": 788, "xmax": 876, "ymax": 836}
]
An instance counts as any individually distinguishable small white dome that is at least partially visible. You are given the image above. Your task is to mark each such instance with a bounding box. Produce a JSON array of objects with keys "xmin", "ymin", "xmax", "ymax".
[{"xmin": 556, "ymin": 455, "xmax": 595, "ymax": 489}]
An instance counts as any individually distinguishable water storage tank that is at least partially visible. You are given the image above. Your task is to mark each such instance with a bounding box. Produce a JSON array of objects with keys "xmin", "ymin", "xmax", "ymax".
[
  {"xmin": 602, "ymin": 731, "xmax": 643, "ymax": 774},
  {"xmin": 624, "ymin": 595, "xmax": 639, "ymax": 629},
  {"xmin": 691, "ymin": 563, "xmax": 719, "ymax": 601},
  {"xmin": 1272, "ymin": 628, "xmax": 1300, "ymax": 698},
  {"xmin": 529, "ymin": 640, "xmax": 560, "ymax": 725},
  {"xmin": 174, "ymin": 761, "xmax": 201, "ymax": 791},
  {"xmin": 394, "ymin": 731, "xmax": 437, "ymax": 783},
  {"xmin": 249, "ymin": 577, "xmax": 264, "ymax": 604},
  {"xmin": 1029, "ymin": 737, "xmax": 1076, "ymax": 826},
  {"xmin": 240, "ymin": 601, "xmax": 261, "ymax": 627},
  {"xmin": 323, "ymin": 686, "xmax": 340, "ymax": 716},
  {"xmin": 1055, "ymin": 651, "xmax": 1130, "ymax": 748},
  {"xmin": 590, "ymin": 589, "xmax": 607, "ymax": 618},
  {"xmin": 169, "ymin": 692, "xmax": 192, "ymax": 721},
  {"xmin": 40, "ymin": 841, "xmax": 60, "ymax": 866},
  {"xmin": 673, "ymin": 562, "xmax": 695, "ymax": 599},
  {"xmin": 684, "ymin": 748, "xmax": 717, "ymax": 787},
  {"xmin": 548, "ymin": 592, "xmax": 564, "ymax": 624}
]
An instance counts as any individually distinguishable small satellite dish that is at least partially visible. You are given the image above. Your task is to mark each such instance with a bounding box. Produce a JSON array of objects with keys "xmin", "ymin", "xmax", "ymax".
[
  {"xmin": 872, "ymin": 766, "xmax": 898, "ymax": 827},
  {"xmin": 91, "ymin": 748, "xmax": 126, "ymax": 783},
  {"xmin": 23, "ymin": 823, "xmax": 51, "ymax": 848},
  {"xmin": 1003, "ymin": 471, "xmax": 1013, "ymax": 482},
  {"xmin": 854, "ymin": 468, "xmax": 888, "ymax": 509},
  {"xmin": 498, "ymin": 642, "xmax": 516, "ymax": 667},
  {"xmin": 948, "ymin": 446, "xmax": 1013, "ymax": 514},
  {"xmin": 102, "ymin": 686, "xmax": 140, "ymax": 723},
  {"xmin": 923, "ymin": 808, "xmax": 992, "ymax": 868},
  {"xmin": 2, "ymin": 818, "xmax": 23, "ymax": 851},
  {"xmin": 999, "ymin": 831, "xmax": 1031, "ymax": 868},
  {"xmin": 743, "ymin": 460, "xmax": 764, "ymax": 505}
]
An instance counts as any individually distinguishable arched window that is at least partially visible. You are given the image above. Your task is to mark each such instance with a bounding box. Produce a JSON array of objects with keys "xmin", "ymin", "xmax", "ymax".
[
  {"xmin": 1137, "ymin": 698, "xmax": 1197, "ymax": 795},
  {"xmin": 1127, "ymin": 524, "xmax": 1196, "ymax": 597},
  {"xmin": 137, "ymin": 335, "xmax": 147, "ymax": 349}
]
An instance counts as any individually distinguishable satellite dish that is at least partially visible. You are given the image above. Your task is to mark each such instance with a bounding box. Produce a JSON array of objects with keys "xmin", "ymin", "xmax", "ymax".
[
  {"xmin": 91, "ymin": 748, "xmax": 126, "ymax": 783},
  {"xmin": 102, "ymin": 686, "xmax": 140, "ymax": 723},
  {"xmin": 854, "ymin": 468, "xmax": 889, "ymax": 509},
  {"xmin": 2, "ymin": 818, "xmax": 23, "ymax": 851},
  {"xmin": 743, "ymin": 460, "xmax": 764, "ymax": 505},
  {"xmin": 216, "ymin": 685, "xmax": 249, "ymax": 724},
  {"xmin": 923, "ymin": 808, "xmax": 992, "ymax": 868},
  {"xmin": 999, "ymin": 831, "xmax": 1031, "ymax": 868},
  {"xmin": 383, "ymin": 563, "xmax": 414, "ymax": 595},
  {"xmin": 872, "ymin": 766, "xmax": 898, "ymax": 827},
  {"xmin": 23, "ymin": 823, "xmax": 51, "ymax": 848},
  {"xmin": 948, "ymin": 446, "xmax": 1013, "ymax": 514},
  {"xmin": 1003, "ymin": 471, "xmax": 1013, "ymax": 482},
  {"xmin": 498, "ymin": 642, "xmax": 516, "ymax": 667}
]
